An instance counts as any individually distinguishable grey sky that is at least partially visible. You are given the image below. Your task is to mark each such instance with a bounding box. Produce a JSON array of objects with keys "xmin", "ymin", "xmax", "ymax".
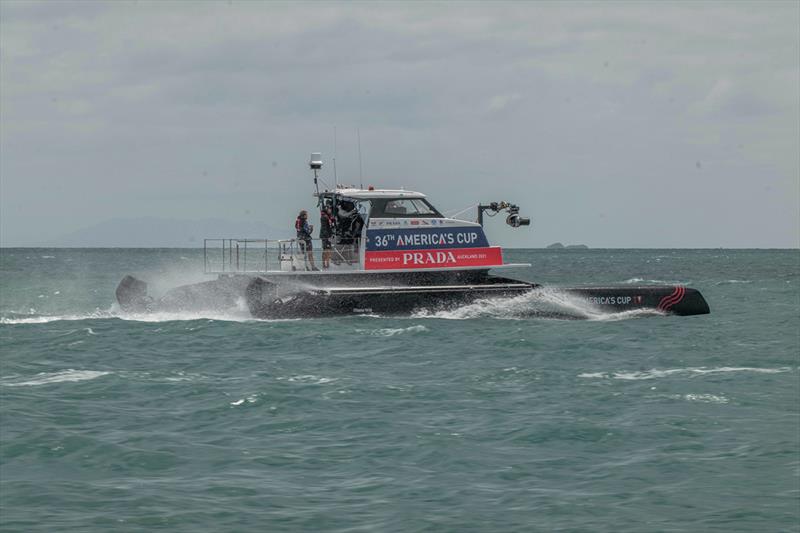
[{"xmin": 1, "ymin": 0, "xmax": 798, "ymax": 248}]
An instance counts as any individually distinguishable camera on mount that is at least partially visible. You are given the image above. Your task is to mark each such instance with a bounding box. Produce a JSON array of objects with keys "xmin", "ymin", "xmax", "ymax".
[
  {"xmin": 477, "ymin": 201, "xmax": 531, "ymax": 228},
  {"xmin": 505, "ymin": 205, "xmax": 530, "ymax": 228}
]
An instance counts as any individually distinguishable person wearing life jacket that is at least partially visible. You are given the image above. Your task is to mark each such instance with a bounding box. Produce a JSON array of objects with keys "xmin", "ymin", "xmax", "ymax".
[
  {"xmin": 294, "ymin": 210, "xmax": 318, "ymax": 271},
  {"xmin": 319, "ymin": 205, "xmax": 336, "ymax": 269}
]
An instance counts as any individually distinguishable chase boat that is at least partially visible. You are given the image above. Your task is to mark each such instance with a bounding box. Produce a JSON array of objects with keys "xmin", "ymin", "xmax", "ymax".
[{"xmin": 116, "ymin": 154, "xmax": 710, "ymax": 318}]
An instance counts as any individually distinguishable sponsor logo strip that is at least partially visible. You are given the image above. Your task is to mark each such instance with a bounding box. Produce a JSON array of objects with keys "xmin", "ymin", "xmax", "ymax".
[
  {"xmin": 364, "ymin": 247, "xmax": 503, "ymax": 270},
  {"xmin": 369, "ymin": 218, "xmax": 467, "ymax": 228}
]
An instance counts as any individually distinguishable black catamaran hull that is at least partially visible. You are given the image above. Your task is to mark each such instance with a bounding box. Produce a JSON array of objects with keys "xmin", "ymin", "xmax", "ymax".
[
  {"xmin": 116, "ymin": 272, "xmax": 710, "ymax": 318},
  {"xmin": 245, "ymin": 277, "xmax": 708, "ymax": 318}
]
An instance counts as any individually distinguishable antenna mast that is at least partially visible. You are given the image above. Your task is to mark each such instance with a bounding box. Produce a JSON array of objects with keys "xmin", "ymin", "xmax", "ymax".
[
  {"xmin": 357, "ymin": 127, "xmax": 363, "ymax": 189},
  {"xmin": 333, "ymin": 126, "xmax": 338, "ymax": 184}
]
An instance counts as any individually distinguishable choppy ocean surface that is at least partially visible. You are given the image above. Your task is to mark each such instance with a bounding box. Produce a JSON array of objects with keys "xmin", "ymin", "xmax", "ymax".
[{"xmin": 1, "ymin": 248, "xmax": 798, "ymax": 532}]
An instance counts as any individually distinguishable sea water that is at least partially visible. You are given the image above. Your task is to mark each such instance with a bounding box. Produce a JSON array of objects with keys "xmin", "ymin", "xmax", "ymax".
[{"xmin": 0, "ymin": 248, "xmax": 798, "ymax": 532}]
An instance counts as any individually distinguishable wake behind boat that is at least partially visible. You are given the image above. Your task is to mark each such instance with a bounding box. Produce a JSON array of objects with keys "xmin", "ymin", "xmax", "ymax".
[{"xmin": 116, "ymin": 153, "xmax": 709, "ymax": 319}]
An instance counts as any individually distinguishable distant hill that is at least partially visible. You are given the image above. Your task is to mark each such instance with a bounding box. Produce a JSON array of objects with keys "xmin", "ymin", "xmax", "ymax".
[
  {"xmin": 547, "ymin": 242, "xmax": 589, "ymax": 249},
  {"xmin": 53, "ymin": 217, "xmax": 293, "ymax": 247}
]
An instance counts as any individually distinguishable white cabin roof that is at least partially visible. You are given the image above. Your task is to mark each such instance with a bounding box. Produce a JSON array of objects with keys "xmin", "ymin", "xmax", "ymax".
[{"xmin": 317, "ymin": 188, "xmax": 426, "ymax": 200}]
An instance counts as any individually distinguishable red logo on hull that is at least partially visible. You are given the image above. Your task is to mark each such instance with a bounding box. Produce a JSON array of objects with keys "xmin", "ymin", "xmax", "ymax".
[{"xmin": 365, "ymin": 247, "xmax": 503, "ymax": 270}]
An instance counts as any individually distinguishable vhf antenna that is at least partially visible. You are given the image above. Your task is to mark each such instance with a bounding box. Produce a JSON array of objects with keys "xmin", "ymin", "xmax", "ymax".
[
  {"xmin": 357, "ymin": 127, "xmax": 363, "ymax": 189},
  {"xmin": 333, "ymin": 126, "xmax": 338, "ymax": 183},
  {"xmin": 309, "ymin": 152, "xmax": 322, "ymax": 196}
]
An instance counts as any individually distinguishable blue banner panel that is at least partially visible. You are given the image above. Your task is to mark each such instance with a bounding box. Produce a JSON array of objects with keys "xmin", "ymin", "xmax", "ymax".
[{"xmin": 366, "ymin": 227, "xmax": 489, "ymax": 251}]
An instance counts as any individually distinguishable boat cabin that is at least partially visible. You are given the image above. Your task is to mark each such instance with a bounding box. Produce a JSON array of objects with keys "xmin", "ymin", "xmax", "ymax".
[{"xmin": 204, "ymin": 186, "xmax": 509, "ymax": 275}]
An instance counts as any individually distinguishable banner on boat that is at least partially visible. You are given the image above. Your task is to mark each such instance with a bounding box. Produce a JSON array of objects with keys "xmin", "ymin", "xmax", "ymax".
[
  {"xmin": 366, "ymin": 227, "xmax": 489, "ymax": 251},
  {"xmin": 364, "ymin": 246, "xmax": 503, "ymax": 270}
]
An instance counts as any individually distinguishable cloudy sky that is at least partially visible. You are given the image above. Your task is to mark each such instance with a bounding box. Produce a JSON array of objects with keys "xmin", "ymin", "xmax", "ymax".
[{"xmin": 1, "ymin": 0, "xmax": 798, "ymax": 247}]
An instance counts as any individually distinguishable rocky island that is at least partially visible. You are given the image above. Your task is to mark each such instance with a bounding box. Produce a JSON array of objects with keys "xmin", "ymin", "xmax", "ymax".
[{"xmin": 547, "ymin": 243, "xmax": 589, "ymax": 249}]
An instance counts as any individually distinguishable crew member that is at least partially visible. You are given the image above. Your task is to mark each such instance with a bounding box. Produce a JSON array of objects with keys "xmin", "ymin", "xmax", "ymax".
[
  {"xmin": 319, "ymin": 205, "xmax": 335, "ymax": 269},
  {"xmin": 294, "ymin": 210, "xmax": 318, "ymax": 271},
  {"xmin": 337, "ymin": 201, "xmax": 364, "ymax": 244}
]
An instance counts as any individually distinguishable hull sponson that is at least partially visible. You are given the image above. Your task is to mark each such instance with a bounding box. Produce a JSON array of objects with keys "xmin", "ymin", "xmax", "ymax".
[
  {"xmin": 115, "ymin": 275, "xmax": 253, "ymax": 313},
  {"xmin": 558, "ymin": 286, "xmax": 710, "ymax": 316},
  {"xmin": 245, "ymin": 275, "xmax": 535, "ymax": 318},
  {"xmin": 245, "ymin": 275, "xmax": 710, "ymax": 318}
]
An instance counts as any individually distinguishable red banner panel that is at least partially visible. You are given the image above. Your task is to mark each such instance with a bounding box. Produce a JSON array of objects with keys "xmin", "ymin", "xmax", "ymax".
[{"xmin": 364, "ymin": 246, "xmax": 503, "ymax": 270}]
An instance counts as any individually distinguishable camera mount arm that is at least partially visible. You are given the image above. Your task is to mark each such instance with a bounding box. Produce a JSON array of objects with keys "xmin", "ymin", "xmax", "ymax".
[{"xmin": 477, "ymin": 202, "xmax": 531, "ymax": 228}]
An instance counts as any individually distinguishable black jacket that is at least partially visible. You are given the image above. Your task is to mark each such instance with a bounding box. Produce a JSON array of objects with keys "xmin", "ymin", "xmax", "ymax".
[{"xmin": 320, "ymin": 212, "xmax": 335, "ymax": 239}]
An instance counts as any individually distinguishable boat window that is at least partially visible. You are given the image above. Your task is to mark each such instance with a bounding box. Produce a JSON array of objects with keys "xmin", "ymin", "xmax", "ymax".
[{"xmin": 370, "ymin": 198, "xmax": 442, "ymax": 218}]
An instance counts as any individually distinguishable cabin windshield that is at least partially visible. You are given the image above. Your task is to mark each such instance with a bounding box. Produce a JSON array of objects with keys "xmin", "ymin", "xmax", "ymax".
[{"xmin": 369, "ymin": 198, "xmax": 442, "ymax": 218}]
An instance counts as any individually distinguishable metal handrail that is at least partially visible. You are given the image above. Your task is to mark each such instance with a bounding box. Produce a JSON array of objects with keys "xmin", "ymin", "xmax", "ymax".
[{"xmin": 203, "ymin": 238, "xmax": 360, "ymax": 274}]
